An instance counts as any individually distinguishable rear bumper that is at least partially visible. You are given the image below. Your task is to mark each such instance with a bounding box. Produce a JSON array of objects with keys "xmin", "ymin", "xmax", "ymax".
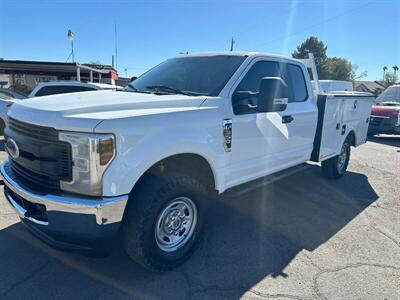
[
  {"xmin": 368, "ymin": 115, "xmax": 400, "ymax": 134},
  {"xmin": 0, "ymin": 161, "xmax": 129, "ymax": 250}
]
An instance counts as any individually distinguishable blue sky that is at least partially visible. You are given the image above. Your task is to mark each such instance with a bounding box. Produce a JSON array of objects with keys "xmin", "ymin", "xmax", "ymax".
[{"xmin": 1, "ymin": 0, "xmax": 399, "ymax": 80}]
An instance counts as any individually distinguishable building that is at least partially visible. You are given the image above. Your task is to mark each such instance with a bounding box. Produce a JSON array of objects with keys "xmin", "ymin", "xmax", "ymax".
[
  {"xmin": 0, "ymin": 59, "xmax": 122, "ymax": 93},
  {"xmin": 354, "ymin": 81, "xmax": 386, "ymax": 96}
]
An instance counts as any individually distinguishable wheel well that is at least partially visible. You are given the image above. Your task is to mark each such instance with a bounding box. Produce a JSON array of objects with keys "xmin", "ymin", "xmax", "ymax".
[
  {"xmin": 347, "ymin": 130, "xmax": 356, "ymax": 146},
  {"xmin": 138, "ymin": 154, "xmax": 216, "ymax": 193}
]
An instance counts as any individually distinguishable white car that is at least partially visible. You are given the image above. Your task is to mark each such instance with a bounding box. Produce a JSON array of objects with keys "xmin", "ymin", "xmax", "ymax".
[
  {"xmin": 28, "ymin": 81, "xmax": 122, "ymax": 97},
  {"xmin": 0, "ymin": 89, "xmax": 27, "ymax": 135},
  {"xmin": 1, "ymin": 52, "xmax": 373, "ymax": 271},
  {"xmin": 0, "ymin": 82, "xmax": 122, "ymax": 135}
]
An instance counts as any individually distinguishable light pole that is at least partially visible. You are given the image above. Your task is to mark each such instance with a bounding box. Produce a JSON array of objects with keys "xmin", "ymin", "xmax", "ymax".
[
  {"xmin": 67, "ymin": 29, "xmax": 75, "ymax": 62},
  {"xmin": 230, "ymin": 37, "xmax": 235, "ymax": 51}
]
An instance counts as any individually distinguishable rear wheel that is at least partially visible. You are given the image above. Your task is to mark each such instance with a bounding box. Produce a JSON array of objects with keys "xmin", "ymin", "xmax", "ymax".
[
  {"xmin": 122, "ymin": 172, "xmax": 206, "ymax": 271},
  {"xmin": 321, "ymin": 138, "xmax": 351, "ymax": 179}
]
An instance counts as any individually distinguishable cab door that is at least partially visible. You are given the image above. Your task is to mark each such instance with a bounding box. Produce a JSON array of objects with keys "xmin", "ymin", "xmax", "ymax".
[{"xmin": 224, "ymin": 59, "xmax": 317, "ymax": 189}]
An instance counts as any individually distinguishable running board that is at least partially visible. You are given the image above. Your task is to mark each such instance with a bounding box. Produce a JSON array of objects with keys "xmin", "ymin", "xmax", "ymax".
[{"xmin": 224, "ymin": 163, "xmax": 310, "ymax": 197}]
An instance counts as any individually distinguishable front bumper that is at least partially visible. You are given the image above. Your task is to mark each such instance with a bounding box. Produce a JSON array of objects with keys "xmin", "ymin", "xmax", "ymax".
[
  {"xmin": 0, "ymin": 161, "xmax": 129, "ymax": 250},
  {"xmin": 368, "ymin": 115, "xmax": 400, "ymax": 135}
]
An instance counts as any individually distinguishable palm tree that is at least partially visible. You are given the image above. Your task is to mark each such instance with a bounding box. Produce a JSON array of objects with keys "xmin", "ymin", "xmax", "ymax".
[
  {"xmin": 393, "ymin": 65, "xmax": 399, "ymax": 76},
  {"xmin": 383, "ymin": 66, "xmax": 388, "ymax": 80}
]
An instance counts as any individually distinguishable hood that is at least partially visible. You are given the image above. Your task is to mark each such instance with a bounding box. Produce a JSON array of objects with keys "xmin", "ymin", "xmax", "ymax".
[
  {"xmin": 371, "ymin": 104, "xmax": 400, "ymax": 117},
  {"xmin": 8, "ymin": 90, "xmax": 207, "ymax": 132}
]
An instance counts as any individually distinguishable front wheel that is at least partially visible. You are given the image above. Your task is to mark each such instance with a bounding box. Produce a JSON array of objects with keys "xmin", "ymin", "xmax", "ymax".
[
  {"xmin": 321, "ymin": 138, "xmax": 351, "ymax": 179},
  {"xmin": 122, "ymin": 173, "xmax": 206, "ymax": 271}
]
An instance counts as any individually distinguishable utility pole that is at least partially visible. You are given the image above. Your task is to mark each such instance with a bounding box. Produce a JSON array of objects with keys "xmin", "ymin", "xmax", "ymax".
[
  {"xmin": 67, "ymin": 29, "xmax": 75, "ymax": 62},
  {"xmin": 230, "ymin": 37, "xmax": 235, "ymax": 51},
  {"xmin": 114, "ymin": 22, "xmax": 118, "ymax": 71}
]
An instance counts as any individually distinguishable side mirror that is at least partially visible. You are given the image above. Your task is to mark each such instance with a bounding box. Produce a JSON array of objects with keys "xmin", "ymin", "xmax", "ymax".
[
  {"xmin": 232, "ymin": 91, "xmax": 258, "ymax": 114},
  {"xmin": 257, "ymin": 77, "xmax": 288, "ymax": 112}
]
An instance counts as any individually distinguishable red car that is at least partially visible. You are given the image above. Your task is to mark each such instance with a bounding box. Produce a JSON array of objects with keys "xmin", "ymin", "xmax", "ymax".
[{"xmin": 368, "ymin": 85, "xmax": 400, "ymax": 136}]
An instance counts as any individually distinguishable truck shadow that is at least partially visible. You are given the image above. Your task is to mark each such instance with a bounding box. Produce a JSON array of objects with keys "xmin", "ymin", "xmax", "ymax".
[
  {"xmin": 368, "ymin": 135, "xmax": 400, "ymax": 147},
  {"xmin": 0, "ymin": 165, "xmax": 378, "ymax": 299}
]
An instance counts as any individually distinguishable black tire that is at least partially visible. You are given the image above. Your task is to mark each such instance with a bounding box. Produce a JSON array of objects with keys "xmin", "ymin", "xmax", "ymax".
[
  {"xmin": 122, "ymin": 172, "xmax": 206, "ymax": 271},
  {"xmin": 321, "ymin": 137, "xmax": 351, "ymax": 179}
]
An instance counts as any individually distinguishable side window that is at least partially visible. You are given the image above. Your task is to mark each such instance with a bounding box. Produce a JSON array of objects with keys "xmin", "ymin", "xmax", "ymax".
[
  {"xmin": 280, "ymin": 64, "xmax": 308, "ymax": 102},
  {"xmin": 34, "ymin": 86, "xmax": 56, "ymax": 96},
  {"xmin": 34, "ymin": 85, "xmax": 96, "ymax": 96},
  {"xmin": 232, "ymin": 61, "xmax": 280, "ymax": 115},
  {"xmin": 61, "ymin": 86, "xmax": 97, "ymax": 93},
  {"xmin": 235, "ymin": 61, "xmax": 280, "ymax": 94},
  {"xmin": 232, "ymin": 61, "xmax": 308, "ymax": 114}
]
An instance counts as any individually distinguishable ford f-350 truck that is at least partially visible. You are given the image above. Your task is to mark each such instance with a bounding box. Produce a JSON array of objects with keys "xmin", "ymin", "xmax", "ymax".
[{"xmin": 0, "ymin": 52, "xmax": 373, "ymax": 271}]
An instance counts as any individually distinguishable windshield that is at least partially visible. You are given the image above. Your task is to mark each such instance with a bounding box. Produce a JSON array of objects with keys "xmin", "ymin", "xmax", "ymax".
[
  {"xmin": 125, "ymin": 55, "xmax": 246, "ymax": 96},
  {"xmin": 375, "ymin": 85, "xmax": 400, "ymax": 105}
]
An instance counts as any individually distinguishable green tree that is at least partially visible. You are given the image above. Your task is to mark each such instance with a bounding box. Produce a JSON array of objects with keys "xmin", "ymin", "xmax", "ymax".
[
  {"xmin": 351, "ymin": 64, "xmax": 368, "ymax": 81},
  {"xmin": 292, "ymin": 36, "xmax": 328, "ymax": 78},
  {"xmin": 324, "ymin": 57, "xmax": 353, "ymax": 81},
  {"xmin": 384, "ymin": 72, "xmax": 398, "ymax": 86},
  {"xmin": 393, "ymin": 65, "xmax": 399, "ymax": 76},
  {"xmin": 383, "ymin": 66, "xmax": 388, "ymax": 80},
  {"xmin": 292, "ymin": 36, "xmax": 367, "ymax": 81}
]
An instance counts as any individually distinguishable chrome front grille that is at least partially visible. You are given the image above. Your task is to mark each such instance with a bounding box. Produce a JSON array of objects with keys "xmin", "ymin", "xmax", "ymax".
[{"xmin": 4, "ymin": 118, "xmax": 72, "ymax": 191}]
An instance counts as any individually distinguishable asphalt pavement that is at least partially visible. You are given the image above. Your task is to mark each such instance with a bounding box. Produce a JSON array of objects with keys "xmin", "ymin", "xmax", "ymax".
[{"xmin": 0, "ymin": 135, "xmax": 399, "ymax": 300}]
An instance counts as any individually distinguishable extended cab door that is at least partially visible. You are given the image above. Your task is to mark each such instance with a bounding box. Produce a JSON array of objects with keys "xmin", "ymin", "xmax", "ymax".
[{"xmin": 224, "ymin": 58, "xmax": 317, "ymax": 188}]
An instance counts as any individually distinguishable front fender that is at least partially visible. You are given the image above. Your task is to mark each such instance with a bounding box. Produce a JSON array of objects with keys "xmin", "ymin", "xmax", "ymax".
[{"xmin": 100, "ymin": 123, "xmax": 226, "ymax": 197}]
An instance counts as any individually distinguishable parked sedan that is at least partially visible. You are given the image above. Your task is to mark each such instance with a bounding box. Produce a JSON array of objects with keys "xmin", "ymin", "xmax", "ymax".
[
  {"xmin": 0, "ymin": 89, "xmax": 27, "ymax": 135},
  {"xmin": 0, "ymin": 82, "xmax": 122, "ymax": 135},
  {"xmin": 368, "ymin": 85, "xmax": 400, "ymax": 136},
  {"xmin": 28, "ymin": 81, "xmax": 122, "ymax": 97},
  {"xmin": 0, "ymin": 88, "xmax": 27, "ymax": 100}
]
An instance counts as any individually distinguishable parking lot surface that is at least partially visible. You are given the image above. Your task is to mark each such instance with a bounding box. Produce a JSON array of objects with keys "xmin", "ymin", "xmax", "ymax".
[{"xmin": 0, "ymin": 136, "xmax": 399, "ymax": 300}]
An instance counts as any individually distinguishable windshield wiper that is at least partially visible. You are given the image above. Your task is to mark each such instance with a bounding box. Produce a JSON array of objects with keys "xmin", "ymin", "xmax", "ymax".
[
  {"xmin": 125, "ymin": 84, "xmax": 151, "ymax": 94},
  {"xmin": 146, "ymin": 85, "xmax": 204, "ymax": 96}
]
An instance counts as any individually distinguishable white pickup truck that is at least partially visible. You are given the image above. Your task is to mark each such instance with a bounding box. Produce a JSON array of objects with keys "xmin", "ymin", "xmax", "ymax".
[{"xmin": 0, "ymin": 52, "xmax": 373, "ymax": 271}]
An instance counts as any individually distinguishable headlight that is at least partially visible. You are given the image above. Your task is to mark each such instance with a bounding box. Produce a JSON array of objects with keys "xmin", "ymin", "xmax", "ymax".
[{"xmin": 59, "ymin": 132, "xmax": 115, "ymax": 196}]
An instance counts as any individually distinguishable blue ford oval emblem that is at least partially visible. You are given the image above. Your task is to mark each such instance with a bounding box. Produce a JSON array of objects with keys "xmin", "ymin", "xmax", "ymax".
[{"xmin": 6, "ymin": 138, "xmax": 20, "ymax": 159}]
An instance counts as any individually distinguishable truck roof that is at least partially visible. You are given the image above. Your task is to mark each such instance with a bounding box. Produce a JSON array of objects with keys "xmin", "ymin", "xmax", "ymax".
[{"xmin": 179, "ymin": 51, "xmax": 299, "ymax": 63}]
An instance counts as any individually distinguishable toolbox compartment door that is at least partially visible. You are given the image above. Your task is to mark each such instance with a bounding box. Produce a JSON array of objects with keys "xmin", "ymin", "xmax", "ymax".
[
  {"xmin": 311, "ymin": 95, "xmax": 343, "ymax": 162},
  {"xmin": 311, "ymin": 93, "xmax": 374, "ymax": 162}
]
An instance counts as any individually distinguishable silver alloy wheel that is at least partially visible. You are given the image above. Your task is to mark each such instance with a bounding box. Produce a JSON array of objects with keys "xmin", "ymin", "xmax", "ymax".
[
  {"xmin": 337, "ymin": 143, "xmax": 347, "ymax": 172},
  {"xmin": 155, "ymin": 197, "xmax": 198, "ymax": 252}
]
